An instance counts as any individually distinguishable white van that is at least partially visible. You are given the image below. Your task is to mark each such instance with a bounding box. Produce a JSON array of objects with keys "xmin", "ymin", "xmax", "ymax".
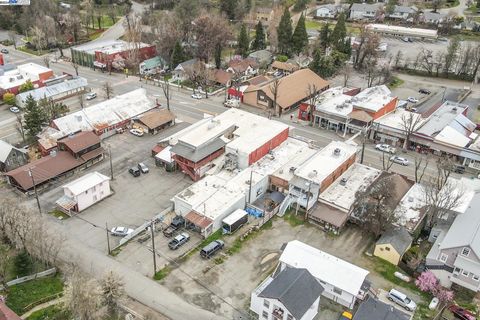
[{"xmin": 388, "ymin": 289, "xmax": 417, "ymax": 311}]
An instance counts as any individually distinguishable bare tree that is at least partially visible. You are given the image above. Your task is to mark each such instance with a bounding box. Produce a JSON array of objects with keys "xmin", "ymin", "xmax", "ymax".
[
  {"xmin": 192, "ymin": 11, "xmax": 233, "ymax": 62},
  {"xmin": 365, "ymin": 60, "xmax": 381, "ymax": 87},
  {"xmin": 102, "ymin": 82, "xmax": 114, "ymax": 100},
  {"xmin": 353, "ymin": 175, "xmax": 399, "ymax": 238},
  {"xmin": 414, "ymin": 156, "xmax": 429, "ymax": 183},
  {"xmin": 160, "ymin": 76, "xmax": 172, "ymax": 111},
  {"xmin": 306, "ymin": 83, "xmax": 318, "ymax": 124},
  {"xmin": 78, "ymin": 94, "xmax": 85, "ymax": 109},
  {"xmin": 186, "ymin": 61, "xmax": 210, "ymax": 98},
  {"xmin": 269, "ymin": 78, "xmax": 282, "ymax": 118},
  {"xmin": 64, "ymin": 268, "xmax": 103, "ymax": 320},
  {"xmin": 393, "ymin": 50, "xmax": 403, "ymax": 70},
  {"xmin": 381, "ymin": 151, "xmax": 395, "ymax": 172},
  {"xmin": 124, "ymin": 13, "xmax": 143, "ymax": 76},
  {"xmin": 100, "ymin": 271, "xmax": 125, "ymax": 314},
  {"xmin": 0, "ymin": 243, "xmax": 11, "ymax": 289},
  {"xmin": 354, "ymin": 24, "xmax": 380, "ymax": 69},
  {"xmin": 400, "ymin": 112, "xmax": 423, "ymax": 150},
  {"xmin": 8, "ymin": 31, "xmax": 17, "ymax": 49},
  {"xmin": 43, "ymin": 56, "xmax": 50, "ymax": 69},
  {"xmin": 341, "ymin": 64, "xmax": 352, "ymax": 87},
  {"xmin": 71, "ymin": 61, "xmax": 79, "ymax": 76},
  {"xmin": 30, "ymin": 25, "xmax": 47, "ymax": 52},
  {"xmin": 15, "ymin": 114, "xmax": 26, "ymax": 144}
]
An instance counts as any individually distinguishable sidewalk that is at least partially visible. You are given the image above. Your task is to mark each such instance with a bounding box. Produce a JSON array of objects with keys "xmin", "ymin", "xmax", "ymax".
[{"xmin": 20, "ymin": 297, "xmax": 65, "ymax": 319}]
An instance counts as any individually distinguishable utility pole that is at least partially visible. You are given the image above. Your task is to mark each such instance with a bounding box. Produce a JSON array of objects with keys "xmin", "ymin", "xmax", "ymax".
[
  {"xmin": 108, "ymin": 146, "xmax": 114, "ymax": 180},
  {"xmin": 150, "ymin": 221, "xmax": 157, "ymax": 276},
  {"xmin": 28, "ymin": 168, "xmax": 41, "ymax": 214},
  {"xmin": 248, "ymin": 169, "xmax": 253, "ymax": 204},
  {"xmin": 106, "ymin": 222, "xmax": 111, "ymax": 255},
  {"xmin": 304, "ymin": 182, "xmax": 312, "ymax": 219}
]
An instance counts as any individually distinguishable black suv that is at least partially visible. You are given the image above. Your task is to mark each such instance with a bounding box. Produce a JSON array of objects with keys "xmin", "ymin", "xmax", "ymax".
[
  {"xmin": 419, "ymin": 88, "xmax": 431, "ymax": 94},
  {"xmin": 129, "ymin": 167, "xmax": 141, "ymax": 177}
]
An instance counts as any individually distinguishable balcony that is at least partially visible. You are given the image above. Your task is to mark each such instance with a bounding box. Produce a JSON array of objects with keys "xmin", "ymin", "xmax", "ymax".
[{"xmin": 272, "ymin": 308, "xmax": 284, "ymax": 319}]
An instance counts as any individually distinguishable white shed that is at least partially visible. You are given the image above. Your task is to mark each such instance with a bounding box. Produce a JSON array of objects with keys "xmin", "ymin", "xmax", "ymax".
[{"xmin": 58, "ymin": 172, "xmax": 111, "ymax": 212}]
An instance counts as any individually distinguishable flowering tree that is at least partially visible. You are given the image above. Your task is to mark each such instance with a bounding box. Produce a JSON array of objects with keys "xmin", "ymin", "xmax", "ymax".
[{"xmin": 415, "ymin": 271, "xmax": 438, "ymax": 292}]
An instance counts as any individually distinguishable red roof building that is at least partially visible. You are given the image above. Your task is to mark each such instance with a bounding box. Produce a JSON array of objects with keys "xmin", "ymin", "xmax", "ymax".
[{"xmin": 0, "ymin": 301, "xmax": 22, "ymax": 320}]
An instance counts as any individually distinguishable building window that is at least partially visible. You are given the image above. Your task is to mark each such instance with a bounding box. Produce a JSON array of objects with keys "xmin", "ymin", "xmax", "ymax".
[
  {"xmin": 385, "ymin": 247, "xmax": 390, "ymax": 251},
  {"xmin": 453, "ymin": 267, "xmax": 460, "ymax": 275},
  {"xmin": 263, "ymin": 299, "xmax": 270, "ymax": 308},
  {"xmin": 333, "ymin": 287, "xmax": 342, "ymax": 295},
  {"xmin": 287, "ymin": 314, "xmax": 293, "ymax": 320},
  {"xmin": 462, "ymin": 270, "xmax": 470, "ymax": 277},
  {"xmin": 473, "ymin": 275, "xmax": 480, "ymax": 281},
  {"xmin": 262, "ymin": 311, "xmax": 268, "ymax": 319},
  {"xmin": 462, "ymin": 247, "xmax": 470, "ymax": 257},
  {"xmin": 440, "ymin": 253, "xmax": 448, "ymax": 262}
]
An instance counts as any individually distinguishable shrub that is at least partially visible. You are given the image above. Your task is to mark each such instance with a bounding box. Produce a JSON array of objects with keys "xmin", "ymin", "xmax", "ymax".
[
  {"xmin": 276, "ymin": 55, "xmax": 288, "ymax": 62},
  {"xmin": 3, "ymin": 92, "xmax": 15, "ymax": 105}
]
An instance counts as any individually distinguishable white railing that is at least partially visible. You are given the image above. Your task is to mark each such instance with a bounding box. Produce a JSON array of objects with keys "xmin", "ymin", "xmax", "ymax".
[{"xmin": 278, "ymin": 194, "xmax": 293, "ymax": 217}]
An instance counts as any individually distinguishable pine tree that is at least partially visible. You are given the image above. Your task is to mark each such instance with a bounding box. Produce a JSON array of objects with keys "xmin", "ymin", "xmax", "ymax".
[
  {"xmin": 251, "ymin": 21, "xmax": 266, "ymax": 50},
  {"xmin": 215, "ymin": 43, "xmax": 222, "ymax": 69},
  {"xmin": 319, "ymin": 23, "xmax": 330, "ymax": 53},
  {"xmin": 220, "ymin": 0, "xmax": 237, "ymax": 20},
  {"xmin": 292, "ymin": 13, "xmax": 308, "ymax": 55},
  {"xmin": 237, "ymin": 24, "xmax": 250, "ymax": 58},
  {"xmin": 170, "ymin": 41, "xmax": 184, "ymax": 69},
  {"xmin": 309, "ymin": 49, "xmax": 335, "ymax": 78},
  {"xmin": 330, "ymin": 13, "xmax": 347, "ymax": 51},
  {"xmin": 23, "ymin": 94, "xmax": 48, "ymax": 138},
  {"xmin": 14, "ymin": 250, "xmax": 32, "ymax": 277},
  {"xmin": 277, "ymin": 7, "xmax": 293, "ymax": 56}
]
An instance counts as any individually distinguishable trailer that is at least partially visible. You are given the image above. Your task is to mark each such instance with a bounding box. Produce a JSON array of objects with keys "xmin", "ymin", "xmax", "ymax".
[{"xmin": 222, "ymin": 209, "xmax": 248, "ymax": 234}]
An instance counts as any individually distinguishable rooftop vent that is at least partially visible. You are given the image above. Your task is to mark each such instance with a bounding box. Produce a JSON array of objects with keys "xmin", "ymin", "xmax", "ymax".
[
  {"xmin": 308, "ymin": 170, "xmax": 318, "ymax": 178},
  {"xmin": 452, "ymin": 107, "xmax": 458, "ymax": 112},
  {"xmin": 75, "ymin": 115, "xmax": 83, "ymax": 122},
  {"xmin": 289, "ymin": 166, "xmax": 296, "ymax": 172},
  {"xmin": 340, "ymin": 177, "xmax": 348, "ymax": 186},
  {"xmin": 408, "ymin": 196, "xmax": 414, "ymax": 202},
  {"xmin": 50, "ymin": 150, "xmax": 57, "ymax": 157},
  {"xmin": 333, "ymin": 148, "xmax": 341, "ymax": 156}
]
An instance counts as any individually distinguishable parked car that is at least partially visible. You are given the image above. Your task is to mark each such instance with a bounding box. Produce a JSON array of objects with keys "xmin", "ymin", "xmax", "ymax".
[
  {"xmin": 129, "ymin": 128, "xmax": 144, "ymax": 137},
  {"xmin": 390, "ymin": 156, "xmax": 409, "ymax": 166},
  {"xmin": 388, "ymin": 289, "xmax": 417, "ymax": 312},
  {"xmin": 375, "ymin": 143, "xmax": 396, "ymax": 154},
  {"xmin": 453, "ymin": 164, "xmax": 466, "ymax": 174},
  {"xmin": 448, "ymin": 305, "xmax": 476, "ymax": 320},
  {"xmin": 115, "ymin": 127, "xmax": 125, "ymax": 134},
  {"xmin": 9, "ymin": 106, "xmax": 20, "ymax": 113},
  {"xmin": 85, "ymin": 92, "xmax": 97, "ymax": 100},
  {"xmin": 138, "ymin": 162, "xmax": 149, "ymax": 174},
  {"xmin": 163, "ymin": 215, "xmax": 185, "ymax": 237},
  {"xmin": 407, "ymin": 97, "xmax": 419, "ymax": 103},
  {"xmin": 339, "ymin": 311, "xmax": 353, "ymax": 320},
  {"xmin": 110, "ymin": 226, "xmax": 134, "ymax": 237},
  {"xmin": 1, "ymin": 48, "xmax": 9, "ymax": 54},
  {"xmin": 402, "ymin": 37, "xmax": 410, "ymax": 42},
  {"xmin": 224, "ymin": 99, "xmax": 240, "ymax": 108},
  {"xmin": 200, "ymin": 240, "xmax": 224, "ymax": 259},
  {"xmin": 191, "ymin": 93, "xmax": 203, "ymax": 99},
  {"xmin": 438, "ymin": 37, "xmax": 448, "ymax": 42},
  {"xmin": 168, "ymin": 232, "xmax": 190, "ymax": 250},
  {"xmin": 419, "ymin": 88, "xmax": 431, "ymax": 94},
  {"xmin": 129, "ymin": 167, "xmax": 141, "ymax": 177}
]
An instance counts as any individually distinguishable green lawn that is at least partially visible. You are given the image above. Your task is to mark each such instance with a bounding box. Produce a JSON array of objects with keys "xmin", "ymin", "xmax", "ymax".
[
  {"xmin": 26, "ymin": 305, "xmax": 70, "ymax": 320},
  {"xmin": 153, "ymin": 266, "xmax": 172, "ymax": 281},
  {"xmin": 283, "ymin": 210, "xmax": 307, "ymax": 227},
  {"xmin": 305, "ymin": 19, "xmax": 324, "ymax": 30},
  {"xmin": 4, "ymin": 275, "xmax": 64, "ymax": 314},
  {"xmin": 48, "ymin": 210, "xmax": 70, "ymax": 220},
  {"xmin": 17, "ymin": 47, "xmax": 53, "ymax": 56},
  {"xmin": 388, "ymin": 76, "xmax": 405, "ymax": 89}
]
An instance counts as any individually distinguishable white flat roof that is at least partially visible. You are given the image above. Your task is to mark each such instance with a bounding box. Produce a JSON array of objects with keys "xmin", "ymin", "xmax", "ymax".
[
  {"xmin": 63, "ymin": 172, "xmax": 110, "ymax": 196},
  {"xmin": 272, "ymin": 145, "xmax": 317, "ymax": 183},
  {"xmin": 280, "ymin": 240, "xmax": 369, "ymax": 295},
  {"xmin": 434, "ymin": 126, "xmax": 471, "ymax": 148},
  {"xmin": 72, "ymin": 39, "xmax": 150, "ymax": 55},
  {"xmin": 16, "ymin": 77, "xmax": 88, "ymax": 102},
  {"xmin": 177, "ymin": 109, "xmax": 289, "ymax": 154},
  {"xmin": 294, "ymin": 141, "xmax": 358, "ymax": 185},
  {"xmin": 0, "ymin": 63, "xmax": 52, "ymax": 90},
  {"xmin": 393, "ymin": 183, "xmax": 426, "ymax": 232},
  {"xmin": 350, "ymin": 85, "xmax": 394, "ymax": 113},
  {"xmin": 367, "ymin": 24, "xmax": 438, "ymax": 38},
  {"xmin": 314, "ymin": 87, "xmax": 353, "ymax": 117},
  {"xmin": 374, "ymin": 108, "xmax": 425, "ymax": 131},
  {"xmin": 222, "ymin": 208, "xmax": 248, "ymax": 225},
  {"xmin": 319, "ymin": 163, "xmax": 381, "ymax": 212},
  {"xmin": 417, "ymin": 101, "xmax": 468, "ymax": 137}
]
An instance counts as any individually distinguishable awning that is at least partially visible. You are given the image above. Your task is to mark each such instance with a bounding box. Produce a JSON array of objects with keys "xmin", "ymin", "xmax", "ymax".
[
  {"xmin": 185, "ymin": 211, "xmax": 213, "ymax": 230},
  {"xmin": 81, "ymin": 147, "xmax": 105, "ymax": 162},
  {"xmin": 309, "ymin": 203, "xmax": 348, "ymax": 228},
  {"xmin": 94, "ymin": 61, "xmax": 107, "ymax": 68}
]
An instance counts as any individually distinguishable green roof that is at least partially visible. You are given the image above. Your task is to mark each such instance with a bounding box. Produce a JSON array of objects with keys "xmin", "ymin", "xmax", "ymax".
[{"xmin": 142, "ymin": 56, "xmax": 164, "ymax": 69}]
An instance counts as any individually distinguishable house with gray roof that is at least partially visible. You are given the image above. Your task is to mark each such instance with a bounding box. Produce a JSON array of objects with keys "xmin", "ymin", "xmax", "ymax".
[
  {"xmin": 0, "ymin": 140, "xmax": 28, "ymax": 172},
  {"xmin": 422, "ymin": 11, "xmax": 447, "ymax": 24},
  {"xmin": 315, "ymin": 4, "xmax": 342, "ymax": 18},
  {"xmin": 172, "ymin": 59, "xmax": 200, "ymax": 82},
  {"xmin": 350, "ymin": 3, "xmax": 380, "ymax": 20},
  {"xmin": 374, "ymin": 227, "xmax": 413, "ymax": 265},
  {"xmin": 250, "ymin": 267, "xmax": 324, "ymax": 320},
  {"xmin": 426, "ymin": 192, "xmax": 480, "ymax": 291},
  {"xmin": 354, "ymin": 297, "xmax": 410, "ymax": 320},
  {"xmin": 389, "ymin": 5, "xmax": 417, "ymax": 20}
]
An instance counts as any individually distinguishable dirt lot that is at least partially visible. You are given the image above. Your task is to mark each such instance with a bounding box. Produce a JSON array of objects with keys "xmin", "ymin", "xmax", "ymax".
[{"xmin": 160, "ymin": 218, "xmax": 379, "ymax": 319}]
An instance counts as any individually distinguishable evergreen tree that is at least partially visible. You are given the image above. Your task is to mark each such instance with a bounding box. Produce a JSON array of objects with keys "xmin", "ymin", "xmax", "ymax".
[
  {"xmin": 277, "ymin": 7, "xmax": 293, "ymax": 56},
  {"xmin": 330, "ymin": 13, "xmax": 347, "ymax": 51},
  {"xmin": 214, "ymin": 43, "xmax": 222, "ymax": 69},
  {"xmin": 319, "ymin": 23, "xmax": 330, "ymax": 53},
  {"xmin": 237, "ymin": 24, "xmax": 250, "ymax": 58},
  {"xmin": 23, "ymin": 94, "xmax": 48, "ymax": 138},
  {"xmin": 342, "ymin": 37, "xmax": 352, "ymax": 57},
  {"xmin": 14, "ymin": 250, "xmax": 32, "ymax": 277},
  {"xmin": 292, "ymin": 13, "xmax": 308, "ymax": 55},
  {"xmin": 220, "ymin": 0, "xmax": 237, "ymax": 20},
  {"xmin": 309, "ymin": 49, "xmax": 335, "ymax": 78},
  {"xmin": 170, "ymin": 41, "xmax": 184, "ymax": 69},
  {"xmin": 386, "ymin": 0, "xmax": 398, "ymax": 15},
  {"xmin": 251, "ymin": 21, "xmax": 266, "ymax": 50}
]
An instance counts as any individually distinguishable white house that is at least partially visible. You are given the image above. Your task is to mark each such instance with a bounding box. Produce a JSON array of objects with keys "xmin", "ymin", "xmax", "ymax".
[
  {"xmin": 57, "ymin": 172, "xmax": 111, "ymax": 212},
  {"xmin": 251, "ymin": 267, "xmax": 324, "ymax": 320},
  {"xmin": 315, "ymin": 4, "xmax": 338, "ymax": 18},
  {"xmin": 278, "ymin": 240, "xmax": 369, "ymax": 309}
]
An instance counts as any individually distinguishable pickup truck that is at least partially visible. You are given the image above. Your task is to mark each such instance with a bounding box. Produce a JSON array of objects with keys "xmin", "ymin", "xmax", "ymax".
[
  {"xmin": 163, "ymin": 215, "xmax": 185, "ymax": 237},
  {"xmin": 168, "ymin": 232, "xmax": 190, "ymax": 250}
]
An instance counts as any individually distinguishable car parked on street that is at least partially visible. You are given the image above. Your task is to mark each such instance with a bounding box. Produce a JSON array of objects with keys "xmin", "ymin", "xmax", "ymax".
[
  {"xmin": 453, "ymin": 164, "xmax": 466, "ymax": 174},
  {"xmin": 390, "ymin": 156, "xmax": 409, "ymax": 166},
  {"xmin": 191, "ymin": 93, "xmax": 203, "ymax": 99},
  {"xmin": 419, "ymin": 88, "xmax": 431, "ymax": 94},
  {"xmin": 129, "ymin": 128, "xmax": 144, "ymax": 137},
  {"xmin": 138, "ymin": 162, "xmax": 149, "ymax": 174},
  {"xmin": 129, "ymin": 167, "xmax": 141, "ymax": 177},
  {"xmin": 407, "ymin": 97, "xmax": 419, "ymax": 103},
  {"xmin": 388, "ymin": 289, "xmax": 417, "ymax": 312},
  {"xmin": 168, "ymin": 232, "xmax": 190, "ymax": 250},
  {"xmin": 85, "ymin": 92, "xmax": 97, "ymax": 100},
  {"xmin": 448, "ymin": 305, "xmax": 476, "ymax": 320},
  {"xmin": 375, "ymin": 144, "xmax": 396, "ymax": 154},
  {"xmin": 110, "ymin": 226, "xmax": 134, "ymax": 237},
  {"xmin": 1, "ymin": 48, "xmax": 9, "ymax": 54},
  {"xmin": 9, "ymin": 106, "xmax": 20, "ymax": 113}
]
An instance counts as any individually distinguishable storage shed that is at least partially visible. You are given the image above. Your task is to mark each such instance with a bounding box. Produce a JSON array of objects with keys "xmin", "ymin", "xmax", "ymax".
[{"xmin": 222, "ymin": 209, "xmax": 248, "ymax": 234}]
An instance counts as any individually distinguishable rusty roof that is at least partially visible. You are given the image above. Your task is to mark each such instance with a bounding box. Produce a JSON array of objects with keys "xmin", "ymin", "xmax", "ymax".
[
  {"xmin": 138, "ymin": 109, "xmax": 175, "ymax": 130},
  {"xmin": 58, "ymin": 131, "xmax": 100, "ymax": 154},
  {"xmin": 185, "ymin": 211, "xmax": 213, "ymax": 229},
  {"xmin": 5, "ymin": 151, "xmax": 85, "ymax": 191}
]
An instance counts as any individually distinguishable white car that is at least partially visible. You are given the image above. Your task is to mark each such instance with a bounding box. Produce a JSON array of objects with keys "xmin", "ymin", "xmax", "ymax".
[
  {"xmin": 129, "ymin": 128, "xmax": 144, "ymax": 137},
  {"xmin": 191, "ymin": 93, "xmax": 203, "ymax": 99},
  {"xmin": 86, "ymin": 92, "xmax": 97, "ymax": 100},
  {"xmin": 137, "ymin": 162, "xmax": 149, "ymax": 174},
  {"xmin": 224, "ymin": 99, "xmax": 239, "ymax": 108},
  {"xmin": 110, "ymin": 226, "xmax": 134, "ymax": 237},
  {"xmin": 375, "ymin": 144, "xmax": 396, "ymax": 154},
  {"xmin": 407, "ymin": 97, "xmax": 419, "ymax": 103},
  {"xmin": 390, "ymin": 156, "xmax": 409, "ymax": 166},
  {"xmin": 9, "ymin": 106, "xmax": 20, "ymax": 113}
]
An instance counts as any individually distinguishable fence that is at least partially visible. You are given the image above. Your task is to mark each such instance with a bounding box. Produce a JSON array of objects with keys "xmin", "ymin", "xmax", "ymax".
[{"xmin": 0, "ymin": 267, "xmax": 56, "ymax": 290}]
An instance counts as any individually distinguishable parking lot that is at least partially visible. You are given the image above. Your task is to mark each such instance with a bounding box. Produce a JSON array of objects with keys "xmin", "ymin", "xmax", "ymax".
[{"xmin": 160, "ymin": 218, "xmax": 377, "ymax": 319}]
